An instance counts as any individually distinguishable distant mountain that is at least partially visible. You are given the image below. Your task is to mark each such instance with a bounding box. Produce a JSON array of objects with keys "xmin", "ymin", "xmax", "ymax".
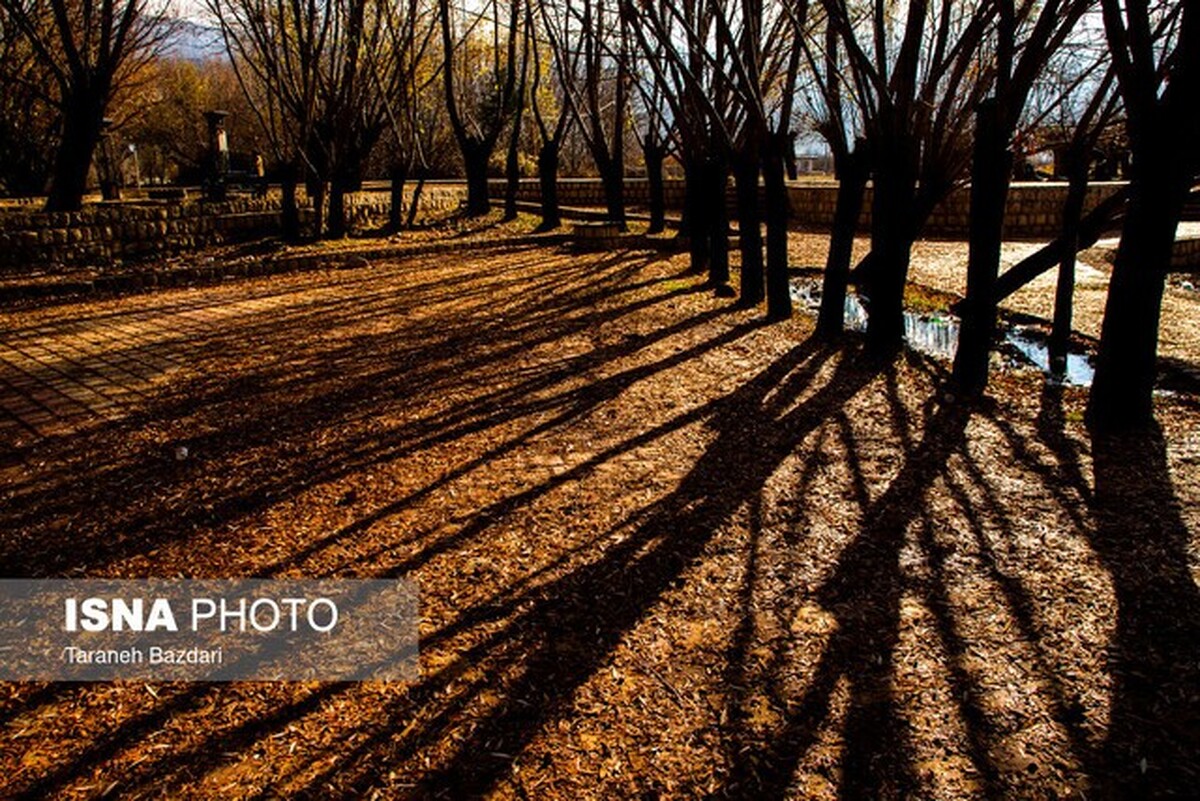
[{"xmin": 164, "ymin": 18, "xmax": 226, "ymax": 62}]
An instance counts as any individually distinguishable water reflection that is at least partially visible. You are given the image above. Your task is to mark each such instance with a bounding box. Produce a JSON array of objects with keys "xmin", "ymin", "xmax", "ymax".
[
  {"xmin": 1005, "ymin": 329, "xmax": 1096, "ymax": 386},
  {"xmin": 789, "ymin": 278, "xmax": 1096, "ymax": 386}
]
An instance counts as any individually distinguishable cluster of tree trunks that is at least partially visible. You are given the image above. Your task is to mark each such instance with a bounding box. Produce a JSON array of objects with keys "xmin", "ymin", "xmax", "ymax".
[{"xmin": 7, "ymin": 0, "xmax": 1197, "ymax": 431}]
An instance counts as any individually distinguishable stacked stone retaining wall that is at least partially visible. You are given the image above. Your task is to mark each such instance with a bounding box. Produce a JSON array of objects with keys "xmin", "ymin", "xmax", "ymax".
[
  {"xmin": 0, "ymin": 184, "xmax": 467, "ymax": 272},
  {"xmin": 488, "ymin": 178, "xmax": 1126, "ymax": 240}
]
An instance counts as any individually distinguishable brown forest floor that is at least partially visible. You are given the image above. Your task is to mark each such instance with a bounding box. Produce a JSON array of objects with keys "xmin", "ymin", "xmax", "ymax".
[{"xmin": 1, "ymin": 224, "xmax": 1199, "ymax": 799}]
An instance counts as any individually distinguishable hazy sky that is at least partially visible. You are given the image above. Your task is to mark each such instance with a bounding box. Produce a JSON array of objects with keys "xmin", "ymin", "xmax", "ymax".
[{"xmin": 174, "ymin": 0, "xmax": 212, "ymax": 25}]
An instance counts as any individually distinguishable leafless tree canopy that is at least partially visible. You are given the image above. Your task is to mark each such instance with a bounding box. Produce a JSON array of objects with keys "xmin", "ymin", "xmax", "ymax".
[
  {"xmin": 0, "ymin": 0, "xmax": 175, "ymax": 209},
  {"xmin": 0, "ymin": 0, "xmax": 1196, "ymax": 424}
]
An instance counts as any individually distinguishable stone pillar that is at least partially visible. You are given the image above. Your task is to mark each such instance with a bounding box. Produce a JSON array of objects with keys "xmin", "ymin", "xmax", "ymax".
[
  {"xmin": 98, "ymin": 118, "xmax": 121, "ymax": 201},
  {"xmin": 204, "ymin": 110, "xmax": 230, "ymax": 201}
]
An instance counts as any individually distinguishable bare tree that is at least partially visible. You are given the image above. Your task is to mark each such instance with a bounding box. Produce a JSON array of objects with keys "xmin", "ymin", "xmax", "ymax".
[
  {"xmin": 951, "ymin": 0, "xmax": 1096, "ymax": 395},
  {"xmin": 716, "ymin": 0, "xmax": 811, "ymax": 315},
  {"xmin": 803, "ymin": 10, "xmax": 868, "ymax": 336},
  {"xmin": 1089, "ymin": 0, "xmax": 1198, "ymax": 429},
  {"xmin": 822, "ymin": 0, "xmax": 995, "ymax": 355},
  {"xmin": 502, "ymin": 8, "xmax": 531, "ymax": 220},
  {"xmin": 0, "ymin": 0, "xmax": 174, "ymax": 210},
  {"xmin": 543, "ymin": 0, "xmax": 629, "ymax": 227},
  {"xmin": 651, "ymin": 0, "xmax": 733, "ymax": 289},
  {"xmin": 624, "ymin": 0, "xmax": 728, "ymax": 288},
  {"xmin": 211, "ymin": 0, "xmax": 417, "ymax": 237},
  {"xmin": 438, "ymin": 0, "xmax": 521, "ymax": 215},
  {"xmin": 210, "ymin": 0, "xmax": 328, "ymax": 237},
  {"xmin": 528, "ymin": 2, "xmax": 574, "ymax": 229},
  {"xmin": 1028, "ymin": 37, "xmax": 1122, "ymax": 373},
  {"xmin": 629, "ymin": 69, "xmax": 673, "ymax": 235},
  {"xmin": 626, "ymin": 0, "xmax": 807, "ymax": 311},
  {"xmin": 373, "ymin": 0, "xmax": 440, "ymax": 231},
  {"xmin": 319, "ymin": 0, "xmax": 407, "ymax": 237}
]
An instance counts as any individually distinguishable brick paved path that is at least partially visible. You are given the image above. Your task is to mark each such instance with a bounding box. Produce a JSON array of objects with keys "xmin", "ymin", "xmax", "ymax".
[
  {"xmin": 0, "ymin": 243, "xmax": 549, "ymax": 459},
  {"xmin": 0, "ymin": 291, "xmax": 316, "ymax": 449}
]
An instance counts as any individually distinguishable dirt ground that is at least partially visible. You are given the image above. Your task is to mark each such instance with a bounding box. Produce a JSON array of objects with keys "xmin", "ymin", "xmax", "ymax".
[{"xmin": 1, "ymin": 227, "xmax": 1199, "ymax": 799}]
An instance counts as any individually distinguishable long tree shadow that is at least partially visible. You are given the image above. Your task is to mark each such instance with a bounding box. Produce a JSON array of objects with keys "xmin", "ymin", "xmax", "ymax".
[
  {"xmin": 715, "ymin": 400, "xmax": 971, "ymax": 799},
  {"xmin": 278, "ymin": 339, "xmax": 882, "ymax": 799},
  {"xmin": 1088, "ymin": 426, "xmax": 1200, "ymax": 797},
  {"xmin": 0, "ymin": 245, "xmax": 770, "ymax": 795},
  {"xmin": 2, "ymin": 332, "xmax": 1008, "ymax": 800},
  {"xmin": 1, "ymin": 250, "xmax": 725, "ymax": 575},
  {"xmin": 265, "ymin": 315, "xmax": 765, "ymax": 579},
  {"xmin": 9, "ymin": 239, "xmax": 1198, "ymax": 799},
  {"xmin": 6, "ymin": 335, "xmax": 846, "ymax": 799}
]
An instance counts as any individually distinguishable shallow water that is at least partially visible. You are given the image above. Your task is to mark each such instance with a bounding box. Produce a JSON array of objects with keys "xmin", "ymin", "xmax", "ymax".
[
  {"xmin": 790, "ymin": 279, "xmax": 1096, "ymax": 386},
  {"xmin": 1003, "ymin": 328, "xmax": 1096, "ymax": 386}
]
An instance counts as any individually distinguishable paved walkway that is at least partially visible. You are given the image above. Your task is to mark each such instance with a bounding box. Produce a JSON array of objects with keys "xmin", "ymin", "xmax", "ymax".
[
  {"xmin": 0, "ymin": 290, "xmax": 313, "ymax": 449},
  {"xmin": 6, "ymin": 227, "xmax": 1198, "ymax": 457}
]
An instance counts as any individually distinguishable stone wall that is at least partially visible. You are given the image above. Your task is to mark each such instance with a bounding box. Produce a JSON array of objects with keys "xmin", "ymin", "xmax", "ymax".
[
  {"xmin": 490, "ymin": 178, "xmax": 1127, "ymax": 240},
  {"xmin": 490, "ymin": 178, "xmax": 688, "ymax": 210},
  {"xmin": 0, "ymin": 198, "xmax": 280, "ymax": 271},
  {"xmin": 337, "ymin": 183, "xmax": 466, "ymax": 229},
  {"xmin": 786, "ymin": 182, "xmax": 1126, "ymax": 239},
  {"xmin": 1172, "ymin": 237, "xmax": 1200, "ymax": 271},
  {"xmin": 0, "ymin": 178, "xmax": 1145, "ymax": 273},
  {"xmin": 0, "ymin": 184, "xmax": 466, "ymax": 273}
]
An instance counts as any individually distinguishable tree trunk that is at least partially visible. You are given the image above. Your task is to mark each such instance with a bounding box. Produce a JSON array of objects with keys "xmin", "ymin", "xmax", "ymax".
[
  {"xmin": 678, "ymin": 172, "xmax": 692, "ymax": 238},
  {"xmin": 707, "ymin": 158, "xmax": 731, "ymax": 292},
  {"xmin": 683, "ymin": 157, "xmax": 710, "ymax": 275},
  {"xmin": 463, "ymin": 143, "xmax": 491, "ymax": 216},
  {"xmin": 1049, "ymin": 157, "xmax": 1088, "ymax": 374},
  {"xmin": 1087, "ymin": 165, "xmax": 1186, "ymax": 429},
  {"xmin": 733, "ymin": 142, "xmax": 764, "ymax": 306},
  {"xmin": 763, "ymin": 132, "xmax": 792, "ymax": 320},
  {"xmin": 389, "ymin": 163, "xmax": 408, "ymax": 232},
  {"xmin": 327, "ymin": 179, "xmax": 348, "ymax": 239},
  {"xmin": 986, "ymin": 187, "xmax": 1127, "ymax": 305},
  {"xmin": 505, "ymin": 30, "xmax": 529, "ymax": 223},
  {"xmin": 310, "ymin": 180, "xmax": 326, "ymax": 239},
  {"xmin": 600, "ymin": 163, "xmax": 626, "ymax": 230},
  {"xmin": 645, "ymin": 144, "xmax": 667, "ymax": 234},
  {"xmin": 406, "ymin": 176, "xmax": 426, "ymax": 229},
  {"xmin": 504, "ymin": 122, "xmax": 523, "ymax": 221},
  {"xmin": 503, "ymin": 173, "xmax": 520, "ymax": 221},
  {"xmin": 536, "ymin": 143, "xmax": 561, "ymax": 230},
  {"xmin": 954, "ymin": 100, "xmax": 1013, "ymax": 394},
  {"xmin": 45, "ymin": 93, "xmax": 106, "ymax": 212},
  {"xmin": 866, "ymin": 137, "xmax": 919, "ymax": 355},
  {"xmin": 817, "ymin": 144, "xmax": 868, "ymax": 338}
]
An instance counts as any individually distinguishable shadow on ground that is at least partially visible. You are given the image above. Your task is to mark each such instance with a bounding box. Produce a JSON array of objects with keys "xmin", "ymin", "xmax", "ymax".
[{"xmin": 1, "ymin": 243, "xmax": 1197, "ymax": 799}]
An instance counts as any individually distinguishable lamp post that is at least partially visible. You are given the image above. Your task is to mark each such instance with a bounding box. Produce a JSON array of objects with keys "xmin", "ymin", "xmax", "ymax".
[{"xmin": 127, "ymin": 143, "xmax": 141, "ymax": 189}]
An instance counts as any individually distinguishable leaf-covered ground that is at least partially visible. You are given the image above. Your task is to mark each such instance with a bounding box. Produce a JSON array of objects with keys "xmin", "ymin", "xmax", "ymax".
[{"xmin": 1, "ymin": 232, "xmax": 1198, "ymax": 799}]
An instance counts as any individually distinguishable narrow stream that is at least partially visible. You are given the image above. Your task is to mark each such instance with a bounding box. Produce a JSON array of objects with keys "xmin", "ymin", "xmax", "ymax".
[{"xmin": 790, "ymin": 279, "xmax": 1096, "ymax": 386}]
